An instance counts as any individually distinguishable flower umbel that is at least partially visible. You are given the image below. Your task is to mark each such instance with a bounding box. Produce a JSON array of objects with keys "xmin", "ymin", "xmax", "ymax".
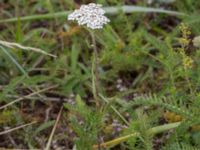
[{"xmin": 68, "ymin": 3, "xmax": 110, "ymax": 29}]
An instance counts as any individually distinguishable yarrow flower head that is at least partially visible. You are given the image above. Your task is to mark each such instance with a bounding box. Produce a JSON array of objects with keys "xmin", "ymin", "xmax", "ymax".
[{"xmin": 68, "ymin": 3, "xmax": 110, "ymax": 29}]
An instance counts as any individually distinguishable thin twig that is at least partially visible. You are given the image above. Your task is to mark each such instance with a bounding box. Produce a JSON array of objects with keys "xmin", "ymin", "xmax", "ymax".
[
  {"xmin": 6, "ymin": 94, "xmax": 68, "ymax": 102},
  {"xmin": 45, "ymin": 106, "xmax": 53, "ymax": 122},
  {"xmin": 0, "ymin": 85, "xmax": 58, "ymax": 110},
  {"xmin": 45, "ymin": 106, "xmax": 63, "ymax": 150},
  {"xmin": 0, "ymin": 121, "xmax": 37, "ymax": 136},
  {"xmin": 7, "ymin": 133, "xmax": 18, "ymax": 147}
]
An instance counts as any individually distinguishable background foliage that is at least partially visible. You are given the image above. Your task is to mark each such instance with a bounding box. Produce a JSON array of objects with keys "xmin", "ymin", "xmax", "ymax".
[{"xmin": 0, "ymin": 0, "xmax": 200, "ymax": 149}]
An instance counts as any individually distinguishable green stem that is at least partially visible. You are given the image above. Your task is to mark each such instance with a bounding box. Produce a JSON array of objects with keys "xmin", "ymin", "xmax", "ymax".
[
  {"xmin": 99, "ymin": 94, "xmax": 130, "ymax": 126},
  {"xmin": 147, "ymin": 122, "xmax": 181, "ymax": 135},
  {"xmin": 89, "ymin": 30, "xmax": 100, "ymax": 107}
]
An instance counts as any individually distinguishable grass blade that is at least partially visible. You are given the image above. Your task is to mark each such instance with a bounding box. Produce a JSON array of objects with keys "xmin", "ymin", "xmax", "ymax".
[
  {"xmin": 0, "ymin": 6, "xmax": 186, "ymax": 23},
  {"xmin": 0, "ymin": 45, "xmax": 28, "ymax": 77},
  {"xmin": 0, "ymin": 40, "xmax": 56, "ymax": 58},
  {"xmin": 104, "ymin": 5, "xmax": 186, "ymax": 15},
  {"xmin": 93, "ymin": 122, "xmax": 181, "ymax": 149}
]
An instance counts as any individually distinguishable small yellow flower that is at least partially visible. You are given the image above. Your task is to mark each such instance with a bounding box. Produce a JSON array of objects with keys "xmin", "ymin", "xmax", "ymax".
[
  {"xmin": 179, "ymin": 23, "xmax": 191, "ymax": 48},
  {"xmin": 183, "ymin": 56, "xmax": 193, "ymax": 69},
  {"xmin": 178, "ymin": 38, "xmax": 190, "ymax": 47},
  {"xmin": 177, "ymin": 23, "xmax": 193, "ymax": 69}
]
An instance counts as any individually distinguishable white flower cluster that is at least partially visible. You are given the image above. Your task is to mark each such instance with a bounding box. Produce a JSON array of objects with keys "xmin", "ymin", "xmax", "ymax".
[{"xmin": 68, "ymin": 3, "xmax": 110, "ymax": 29}]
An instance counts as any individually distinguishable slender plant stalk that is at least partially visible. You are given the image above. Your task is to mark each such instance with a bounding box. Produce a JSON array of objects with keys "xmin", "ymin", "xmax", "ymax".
[
  {"xmin": 183, "ymin": 67, "xmax": 194, "ymax": 96},
  {"xmin": 88, "ymin": 30, "xmax": 102, "ymax": 150},
  {"xmin": 99, "ymin": 94, "xmax": 130, "ymax": 126},
  {"xmin": 89, "ymin": 30, "xmax": 100, "ymax": 108}
]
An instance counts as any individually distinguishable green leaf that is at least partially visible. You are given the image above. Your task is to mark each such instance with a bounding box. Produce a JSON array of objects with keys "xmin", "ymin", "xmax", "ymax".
[{"xmin": 0, "ymin": 46, "xmax": 28, "ymax": 77}]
